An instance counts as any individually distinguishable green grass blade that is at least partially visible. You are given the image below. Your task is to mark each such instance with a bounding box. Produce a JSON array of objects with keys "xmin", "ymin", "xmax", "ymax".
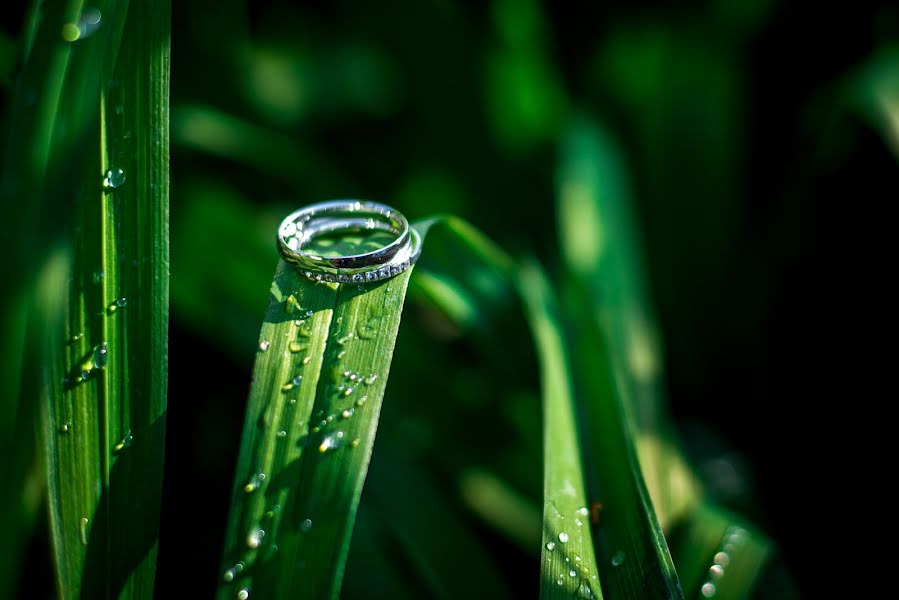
[
  {"xmin": 556, "ymin": 116, "xmax": 777, "ymax": 598},
  {"xmin": 518, "ymin": 261, "xmax": 602, "ymax": 600},
  {"xmin": 0, "ymin": 0, "xmax": 130, "ymax": 592},
  {"xmin": 217, "ymin": 260, "xmax": 413, "ymax": 600},
  {"xmin": 556, "ymin": 116, "xmax": 700, "ymax": 529},
  {"xmin": 37, "ymin": 1, "xmax": 170, "ymax": 597},
  {"xmin": 554, "ymin": 119, "xmax": 683, "ymax": 598}
]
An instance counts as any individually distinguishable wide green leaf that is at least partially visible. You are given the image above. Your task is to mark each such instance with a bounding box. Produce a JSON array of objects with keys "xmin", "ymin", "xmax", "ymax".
[
  {"xmin": 217, "ymin": 259, "xmax": 412, "ymax": 599},
  {"xmin": 0, "ymin": 0, "xmax": 130, "ymax": 593},
  {"xmin": 36, "ymin": 1, "xmax": 170, "ymax": 597}
]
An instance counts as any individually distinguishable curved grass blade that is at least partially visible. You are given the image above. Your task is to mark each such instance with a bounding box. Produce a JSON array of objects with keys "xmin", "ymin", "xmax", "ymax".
[
  {"xmin": 217, "ymin": 260, "xmax": 412, "ymax": 600},
  {"xmin": 556, "ymin": 116, "xmax": 779, "ymax": 598},
  {"xmin": 37, "ymin": 1, "xmax": 171, "ymax": 597},
  {"xmin": 554, "ymin": 118, "xmax": 683, "ymax": 598},
  {"xmin": 518, "ymin": 261, "xmax": 602, "ymax": 600},
  {"xmin": 557, "ymin": 116, "xmax": 700, "ymax": 530}
]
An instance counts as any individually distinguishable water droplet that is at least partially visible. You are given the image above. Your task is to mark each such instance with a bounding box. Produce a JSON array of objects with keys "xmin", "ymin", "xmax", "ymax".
[
  {"xmin": 289, "ymin": 398, "xmax": 297, "ymax": 405},
  {"xmin": 292, "ymin": 375, "xmax": 303, "ymax": 386},
  {"xmin": 244, "ymin": 472, "xmax": 266, "ymax": 493},
  {"xmin": 222, "ymin": 568, "xmax": 236, "ymax": 582},
  {"xmin": 288, "ymin": 341, "xmax": 303, "ymax": 353},
  {"xmin": 237, "ymin": 589, "xmax": 250, "ymax": 600},
  {"xmin": 569, "ymin": 570, "xmax": 577, "ymax": 577},
  {"xmin": 113, "ymin": 430, "xmax": 133, "ymax": 454},
  {"xmin": 337, "ymin": 350, "xmax": 347, "ymax": 359},
  {"xmin": 701, "ymin": 582, "xmax": 717, "ymax": 597},
  {"xmin": 709, "ymin": 564, "xmax": 724, "ymax": 579},
  {"xmin": 319, "ymin": 433, "xmax": 343, "ymax": 453},
  {"xmin": 87, "ymin": 342, "xmax": 109, "ymax": 370},
  {"xmin": 545, "ymin": 542, "xmax": 556, "ymax": 551},
  {"xmin": 246, "ymin": 528, "xmax": 265, "ymax": 548},
  {"xmin": 364, "ymin": 374, "xmax": 378, "ymax": 385},
  {"xmin": 713, "ymin": 552, "xmax": 730, "ymax": 567},
  {"xmin": 357, "ymin": 321, "xmax": 379, "ymax": 339},
  {"xmin": 326, "ymin": 414, "xmax": 335, "ymax": 423},
  {"xmin": 337, "ymin": 333, "xmax": 354, "ymax": 345},
  {"xmin": 276, "ymin": 430, "xmax": 287, "ymax": 439},
  {"xmin": 611, "ymin": 550, "xmax": 625, "ymax": 567},
  {"xmin": 60, "ymin": 421, "xmax": 72, "ymax": 433},
  {"xmin": 258, "ymin": 340, "xmax": 270, "ymax": 351},
  {"xmin": 116, "ymin": 297, "xmax": 127, "ymax": 307},
  {"xmin": 343, "ymin": 387, "xmax": 354, "ymax": 396},
  {"xmin": 301, "ymin": 518, "xmax": 313, "ymax": 532},
  {"xmin": 285, "ymin": 294, "xmax": 299, "ymax": 314},
  {"xmin": 558, "ymin": 532, "xmax": 569, "ymax": 543},
  {"xmin": 80, "ymin": 517, "xmax": 89, "ymax": 545},
  {"xmin": 102, "ymin": 167, "xmax": 125, "ymax": 190},
  {"xmin": 341, "ymin": 408, "xmax": 354, "ymax": 419},
  {"xmin": 302, "ymin": 356, "xmax": 311, "ymax": 365},
  {"xmin": 577, "ymin": 507, "xmax": 589, "ymax": 517},
  {"xmin": 355, "ymin": 396, "xmax": 368, "ymax": 407}
]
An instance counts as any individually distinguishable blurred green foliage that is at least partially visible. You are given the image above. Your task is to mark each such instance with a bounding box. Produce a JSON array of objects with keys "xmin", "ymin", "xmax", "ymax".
[{"xmin": 3, "ymin": 0, "xmax": 896, "ymax": 597}]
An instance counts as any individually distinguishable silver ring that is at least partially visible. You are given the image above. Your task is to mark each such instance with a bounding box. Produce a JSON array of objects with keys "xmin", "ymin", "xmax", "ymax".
[{"xmin": 277, "ymin": 200, "xmax": 419, "ymax": 283}]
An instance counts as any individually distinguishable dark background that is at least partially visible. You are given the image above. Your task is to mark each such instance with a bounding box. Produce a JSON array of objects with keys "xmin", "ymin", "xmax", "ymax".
[{"xmin": 5, "ymin": 0, "xmax": 897, "ymax": 597}]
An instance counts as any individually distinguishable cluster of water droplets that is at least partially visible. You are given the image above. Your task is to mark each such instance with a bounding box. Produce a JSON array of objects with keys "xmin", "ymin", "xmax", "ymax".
[
  {"xmin": 543, "ymin": 506, "xmax": 599, "ymax": 597},
  {"xmin": 698, "ymin": 525, "xmax": 748, "ymax": 597}
]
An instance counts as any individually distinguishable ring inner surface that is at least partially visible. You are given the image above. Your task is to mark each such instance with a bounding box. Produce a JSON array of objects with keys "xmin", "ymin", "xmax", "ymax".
[{"xmin": 298, "ymin": 218, "xmax": 400, "ymax": 259}]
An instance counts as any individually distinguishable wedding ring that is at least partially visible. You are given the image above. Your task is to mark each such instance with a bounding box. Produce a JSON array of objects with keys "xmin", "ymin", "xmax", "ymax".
[{"xmin": 277, "ymin": 200, "xmax": 420, "ymax": 283}]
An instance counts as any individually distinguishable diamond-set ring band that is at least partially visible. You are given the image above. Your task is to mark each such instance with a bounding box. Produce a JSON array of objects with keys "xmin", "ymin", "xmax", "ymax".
[{"xmin": 277, "ymin": 200, "xmax": 420, "ymax": 283}]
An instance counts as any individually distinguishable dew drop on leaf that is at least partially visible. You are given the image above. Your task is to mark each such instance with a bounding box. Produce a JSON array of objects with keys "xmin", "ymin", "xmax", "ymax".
[
  {"xmin": 102, "ymin": 167, "xmax": 125, "ymax": 190},
  {"xmin": 80, "ymin": 517, "xmax": 89, "ymax": 545},
  {"xmin": 246, "ymin": 528, "xmax": 265, "ymax": 549},
  {"xmin": 113, "ymin": 430, "xmax": 133, "ymax": 454}
]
